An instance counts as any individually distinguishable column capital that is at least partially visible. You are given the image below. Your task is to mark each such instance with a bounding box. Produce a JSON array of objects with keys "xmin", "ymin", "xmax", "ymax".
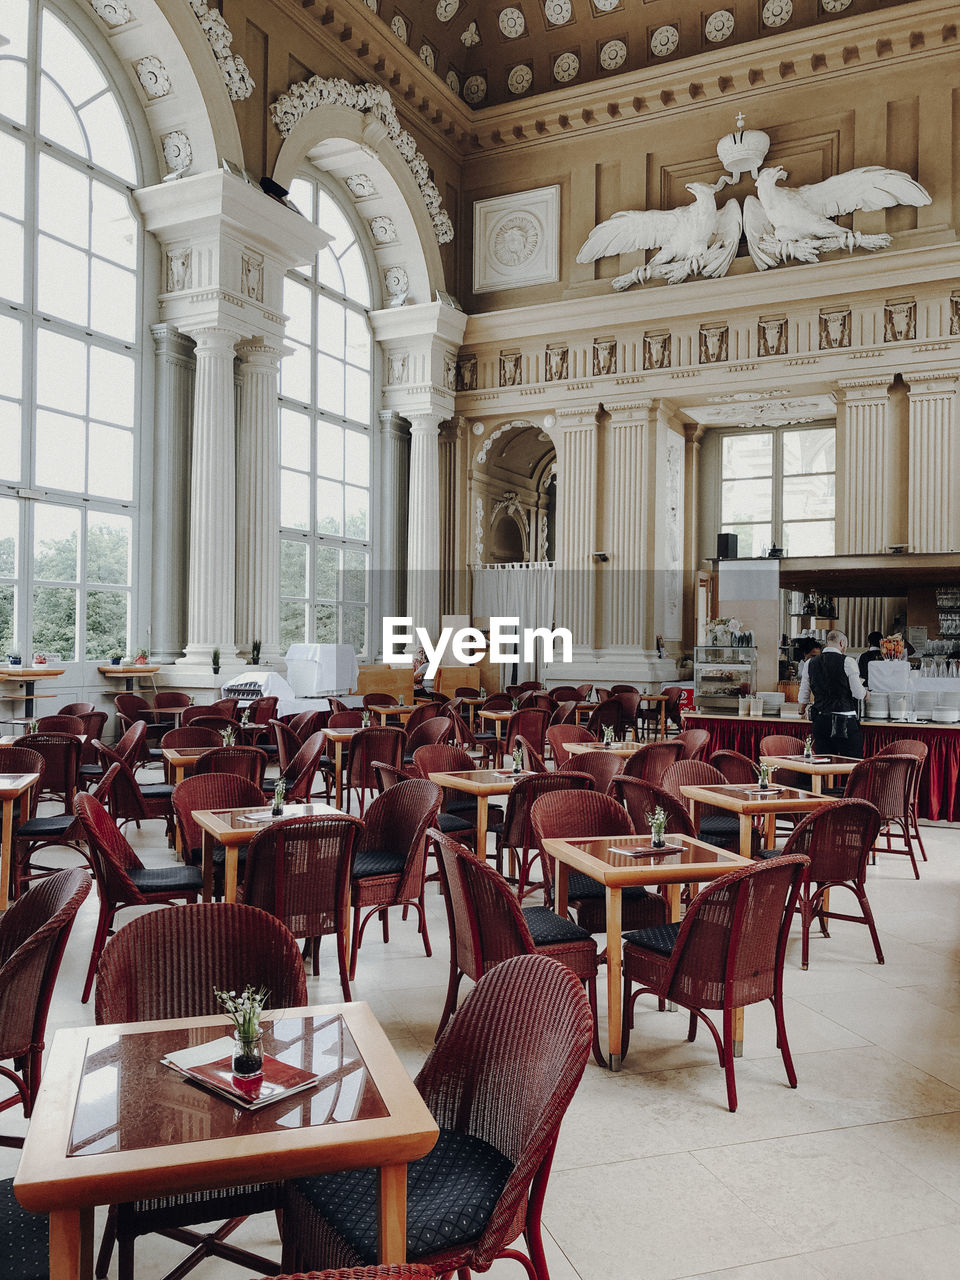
[
  {"xmin": 150, "ymin": 323, "xmax": 194, "ymax": 361},
  {"xmin": 835, "ymin": 376, "xmax": 892, "ymax": 401},
  {"xmin": 906, "ymin": 371, "xmax": 960, "ymax": 397},
  {"xmin": 683, "ymin": 421, "xmax": 706, "ymax": 446},
  {"xmin": 179, "ymin": 325, "xmax": 242, "ymax": 355},
  {"xmin": 555, "ymin": 405, "xmax": 600, "ymax": 430},
  {"xmin": 407, "ymin": 410, "xmax": 446, "ymax": 435},
  {"xmin": 236, "ymin": 339, "xmax": 289, "ymax": 368},
  {"xmin": 378, "ymin": 409, "xmax": 409, "ymax": 438},
  {"xmin": 603, "ymin": 398, "xmax": 655, "ymax": 426}
]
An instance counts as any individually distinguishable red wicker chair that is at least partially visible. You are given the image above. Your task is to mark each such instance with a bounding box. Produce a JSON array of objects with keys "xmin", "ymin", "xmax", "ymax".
[
  {"xmin": 272, "ymin": 718, "xmax": 304, "ymax": 772},
  {"xmin": 621, "ymin": 740, "xmax": 684, "ymax": 784},
  {"xmin": 208, "ymin": 697, "xmax": 239, "ymax": 718},
  {"xmin": 622, "ymin": 853, "xmax": 808, "ymax": 1110},
  {"xmin": 496, "ymin": 771, "xmax": 594, "ymax": 900},
  {"xmin": 152, "ymin": 691, "xmax": 192, "ymax": 712},
  {"xmin": 59, "ymin": 701, "xmax": 95, "ymax": 716},
  {"xmin": 875, "ymin": 739, "xmax": 929, "ymax": 863},
  {"xmin": 545, "ymin": 724, "xmax": 595, "ymax": 765},
  {"xmin": 242, "ymin": 813, "xmax": 364, "ymax": 992},
  {"xmin": 280, "ymin": 954, "xmax": 592, "ymax": 1280},
  {"xmin": 585, "ymin": 699, "xmax": 624, "ymax": 740},
  {"xmin": 402, "ymin": 716, "xmax": 453, "ymax": 766},
  {"xmin": 327, "ymin": 710, "xmax": 362, "ymax": 728},
  {"xmin": 189, "ymin": 715, "xmax": 244, "ymax": 737},
  {"xmin": 844, "ymin": 754, "xmax": 922, "ymax": 878},
  {"xmin": 34, "ymin": 714, "xmax": 83, "ymax": 735},
  {"xmin": 96, "ymin": 753, "xmax": 175, "ymax": 841},
  {"xmin": 610, "ymin": 684, "xmax": 638, "ymax": 694},
  {"xmin": 344, "ymin": 727, "xmax": 405, "ymax": 815},
  {"xmin": 282, "ymin": 732, "xmax": 333, "ymax": 804},
  {"xmin": 0, "ymin": 868, "xmax": 90, "ymax": 1138},
  {"xmin": 574, "ymin": 683, "xmax": 593, "ymax": 700},
  {"xmin": 547, "ymin": 685, "xmax": 578, "ymax": 702},
  {"xmin": 74, "ymin": 785, "xmax": 204, "ymax": 1003},
  {"xmin": 453, "ymin": 686, "xmax": 480, "ymax": 698},
  {"xmin": 662, "ymin": 686, "xmax": 686, "ymax": 734},
  {"xmin": 265, "ymin": 1268, "xmax": 436, "ymax": 1279},
  {"xmin": 495, "ymin": 708, "xmax": 550, "ymax": 768},
  {"xmin": 549, "ymin": 699, "xmax": 579, "ymax": 726},
  {"xmin": 362, "ymin": 692, "xmax": 396, "ymax": 709},
  {"xmin": 372, "ymin": 761, "xmax": 407, "ymax": 793},
  {"xmin": 400, "ymin": 702, "xmax": 445, "ymax": 737},
  {"xmin": 80, "ymin": 720, "xmax": 145, "ymax": 789},
  {"xmin": 178, "ymin": 703, "xmax": 221, "ymax": 727},
  {"xmin": 529, "ymin": 791, "xmax": 668, "ymax": 935},
  {"xmin": 327, "ymin": 698, "xmax": 350, "ymax": 716},
  {"xmin": 410, "ymin": 744, "xmax": 495, "ymax": 849},
  {"xmin": 433, "ymin": 831, "xmax": 604, "ymax": 1065},
  {"xmin": 515, "ymin": 734, "xmax": 548, "ymax": 774},
  {"xmin": 772, "ymin": 798, "xmax": 884, "ymax": 969},
  {"xmin": 10, "ymin": 750, "xmax": 110, "ymax": 898},
  {"xmin": 611, "ymin": 777, "xmax": 695, "ymax": 838},
  {"xmin": 613, "ymin": 690, "xmax": 642, "ymax": 739},
  {"xmin": 115, "ymin": 692, "xmax": 170, "ymax": 735},
  {"xmin": 557, "ymin": 749, "xmax": 624, "ymax": 794},
  {"xmin": 193, "ymin": 745, "xmax": 268, "ymax": 788},
  {"xmin": 18, "ymin": 732, "xmax": 80, "ymax": 811},
  {"xmin": 75, "ymin": 711, "xmax": 108, "ymax": 767},
  {"xmin": 709, "ymin": 749, "xmax": 759, "ymax": 785},
  {"xmin": 171, "ymin": 772, "xmax": 265, "ymax": 870},
  {"xmin": 158, "ymin": 725, "xmax": 220, "ymax": 783},
  {"xmin": 661, "ymin": 759, "xmax": 751, "ymax": 854},
  {"xmin": 94, "ymin": 903, "xmax": 307, "ymax": 1280},
  {"xmin": 348, "ymin": 779, "xmax": 442, "ymax": 979},
  {"xmin": 594, "ymin": 687, "xmax": 612, "ymax": 702},
  {"xmin": 758, "ymin": 733, "xmax": 808, "ymax": 790},
  {"xmin": 674, "ymin": 728, "xmax": 711, "ymax": 760}
]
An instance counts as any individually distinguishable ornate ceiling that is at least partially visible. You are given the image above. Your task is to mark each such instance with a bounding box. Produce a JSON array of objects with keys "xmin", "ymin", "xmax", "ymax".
[{"xmin": 359, "ymin": 0, "xmax": 916, "ymax": 108}]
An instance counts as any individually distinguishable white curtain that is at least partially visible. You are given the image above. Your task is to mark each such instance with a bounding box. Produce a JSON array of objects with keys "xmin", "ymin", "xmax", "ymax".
[{"xmin": 472, "ymin": 562, "xmax": 556, "ymax": 682}]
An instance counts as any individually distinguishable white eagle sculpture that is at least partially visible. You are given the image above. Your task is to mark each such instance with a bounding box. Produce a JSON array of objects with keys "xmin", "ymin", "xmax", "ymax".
[
  {"xmin": 575, "ymin": 180, "xmax": 742, "ymax": 289},
  {"xmin": 743, "ymin": 164, "xmax": 931, "ymax": 269}
]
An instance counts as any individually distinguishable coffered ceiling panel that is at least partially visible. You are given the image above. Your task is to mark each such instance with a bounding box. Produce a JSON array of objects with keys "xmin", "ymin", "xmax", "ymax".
[{"xmin": 358, "ymin": 0, "xmax": 917, "ymax": 107}]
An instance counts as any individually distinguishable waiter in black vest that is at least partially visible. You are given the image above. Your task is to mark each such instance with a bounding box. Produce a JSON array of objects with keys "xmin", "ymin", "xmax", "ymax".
[{"xmin": 798, "ymin": 629, "xmax": 868, "ymax": 757}]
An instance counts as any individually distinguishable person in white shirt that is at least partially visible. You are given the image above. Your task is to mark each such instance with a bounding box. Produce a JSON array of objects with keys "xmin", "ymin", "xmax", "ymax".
[{"xmin": 798, "ymin": 629, "xmax": 868, "ymax": 757}]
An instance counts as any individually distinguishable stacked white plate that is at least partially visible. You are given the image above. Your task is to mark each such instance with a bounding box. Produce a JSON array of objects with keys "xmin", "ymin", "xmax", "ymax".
[
  {"xmin": 938, "ymin": 690, "xmax": 960, "ymax": 709},
  {"xmin": 868, "ymin": 693, "xmax": 889, "ymax": 720},
  {"xmin": 932, "ymin": 705, "xmax": 960, "ymax": 723},
  {"xmin": 781, "ymin": 703, "xmax": 802, "ymax": 719},
  {"xmin": 759, "ymin": 691, "xmax": 785, "ymax": 715},
  {"xmin": 915, "ymin": 691, "xmax": 936, "ymax": 719}
]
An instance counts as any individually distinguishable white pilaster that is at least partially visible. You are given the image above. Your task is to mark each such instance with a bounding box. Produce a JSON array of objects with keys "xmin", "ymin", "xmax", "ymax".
[
  {"xmin": 554, "ymin": 406, "xmax": 599, "ymax": 650},
  {"xmin": 603, "ymin": 401, "xmax": 651, "ymax": 648},
  {"xmin": 150, "ymin": 324, "xmax": 194, "ymax": 663},
  {"xmin": 378, "ymin": 409, "xmax": 410, "ymax": 631},
  {"xmin": 836, "ymin": 379, "xmax": 892, "ymax": 554},
  {"xmin": 407, "ymin": 411, "xmax": 444, "ymax": 638},
  {"xmin": 907, "ymin": 373, "xmax": 960, "ymax": 553},
  {"xmin": 236, "ymin": 342, "xmax": 284, "ymax": 664}
]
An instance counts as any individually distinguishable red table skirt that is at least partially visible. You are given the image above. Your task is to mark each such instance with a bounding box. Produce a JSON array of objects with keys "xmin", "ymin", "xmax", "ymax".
[{"xmin": 683, "ymin": 715, "xmax": 960, "ymax": 822}]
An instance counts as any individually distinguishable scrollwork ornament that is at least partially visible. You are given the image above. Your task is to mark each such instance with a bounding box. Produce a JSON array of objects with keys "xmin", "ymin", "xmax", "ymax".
[
  {"xmin": 187, "ymin": 0, "xmax": 254, "ymax": 100},
  {"xmin": 89, "ymin": 0, "xmax": 132, "ymax": 27}
]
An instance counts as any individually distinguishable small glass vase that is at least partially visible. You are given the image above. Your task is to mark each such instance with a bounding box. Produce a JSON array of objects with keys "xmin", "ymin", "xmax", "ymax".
[
  {"xmin": 232, "ymin": 1029, "xmax": 264, "ymax": 1079},
  {"xmin": 651, "ymin": 830, "xmax": 666, "ymax": 850}
]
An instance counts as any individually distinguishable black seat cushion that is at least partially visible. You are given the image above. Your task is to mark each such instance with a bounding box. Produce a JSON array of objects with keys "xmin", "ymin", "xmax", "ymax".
[
  {"xmin": 128, "ymin": 865, "xmax": 203, "ymax": 895},
  {"xmin": 79, "ymin": 763, "xmax": 103, "ymax": 779},
  {"xmin": 523, "ymin": 906, "xmax": 592, "ymax": 946},
  {"xmin": 755, "ymin": 847, "xmax": 782, "ymax": 860},
  {"xmin": 352, "ymin": 850, "xmax": 406, "ymax": 879},
  {"xmin": 436, "ymin": 812, "xmax": 474, "ymax": 835},
  {"xmin": 15, "ymin": 814, "xmax": 75, "ymax": 839},
  {"xmin": 290, "ymin": 1127, "xmax": 513, "ymax": 1265},
  {"xmin": 623, "ymin": 921, "xmax": 682, "ymax": 956},
  {"xmin": 140, "ymin": 783, "xmax": 174, "ymax": 800},
  {"xmin": 568, "ymin": 871, "xmax": 658, "ymax": 906},
  {"xmin": 698, "ymin": 814, "xmax": 740, "ymax": 838},
  {"xmin": 0, "ymin": 1178, "xmax": 48, "ymax": 1280}
]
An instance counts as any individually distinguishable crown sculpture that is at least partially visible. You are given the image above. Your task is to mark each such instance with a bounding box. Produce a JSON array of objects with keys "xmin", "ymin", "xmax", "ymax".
[{"xmin": 577, "ymin": 113, "xmax": 931, "ymax": 289}]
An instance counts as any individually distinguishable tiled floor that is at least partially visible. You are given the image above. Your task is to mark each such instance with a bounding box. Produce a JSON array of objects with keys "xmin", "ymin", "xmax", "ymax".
[{"xmin": 2, "ymin": 808, "xmax": 959, "ymax": 1279}]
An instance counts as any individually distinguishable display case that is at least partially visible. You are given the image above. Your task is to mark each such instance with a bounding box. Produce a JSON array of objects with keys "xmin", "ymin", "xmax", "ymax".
[{"xmin": 694, "ymin": 646, "xmax": 758, "ymax": 710}]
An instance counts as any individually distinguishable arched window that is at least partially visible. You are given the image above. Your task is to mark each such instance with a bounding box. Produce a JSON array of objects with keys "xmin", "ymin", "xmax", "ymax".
[
  {"xmin": 0, "ymin": 0, "xmax": 145, "ymax": 662},
  {"xmin": 279, "ymin": 176, "xmax": 375, "ymax": 657}
]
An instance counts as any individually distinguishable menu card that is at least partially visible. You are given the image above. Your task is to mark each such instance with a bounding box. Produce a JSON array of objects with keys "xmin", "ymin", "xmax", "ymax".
[{"xmin": 163, "ymin": 1036, "xmax": 320, "ymax": 1111}]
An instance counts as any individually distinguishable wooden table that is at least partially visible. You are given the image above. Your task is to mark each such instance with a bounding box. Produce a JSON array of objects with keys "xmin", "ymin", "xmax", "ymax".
[
  {"xmin": 97, "ymin": 664, "xmax": 161, "ymax": 694},
  {"xmin": 678, "ymin": 782, "xmax": 829, "ymax": 860},
  {"xmin": 637, "ymin": 693, "xmax": 669, "ymax": 740},
  {"xmin": 14, "ymin": 1002, "xmax": 438, "ymax": 1278},
  {"xmin": 162, "ymin": 745, "xmax": 213, "ymax": 786},
  {"xmin": 477, "ymin": 709, "xmax": 511, "ymax": 739},
  {"xmin": 367, "ymin": 703, "xmax": 417, "ymax": 727},
  {"xmin": 0, "ymin": 771, "xmax": 40, "ymax": 909},
  {"xmin": 573, "ymin": 701, "xmax": 596, "ymax": 725},
  {"xmin": 566, "ymin": 740, "xmax": 644, "ymax": 759},
  {"xmin": 323, "ymin": 726, "xmax": 362, "ymax": 809},
  {"xmin": 0, "ymin": 667, "xmax": 66, "ymax": 718},
  {"xmin": 192, "ymin": 800, "xmax": 344, "ymax": 903},
  {"xmin": 541, "ymin": 833, "xmax": 752, "ymax": 1071},
  {"xmin": 456, "ymin": 696, "xmax": 483, "ymax": 731},
  {"xmin": 427, "ymin": 768, "xmax": 531, "ymax": 859},
  {"xmin": 760, "ymin": 753, "xmax": 860, "ymax": 794}
]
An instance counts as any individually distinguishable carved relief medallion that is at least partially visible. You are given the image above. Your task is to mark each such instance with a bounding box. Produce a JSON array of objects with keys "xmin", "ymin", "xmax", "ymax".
[{"xmin": 819, "ymin": 308, "xmax": 851, "ymax": 349}]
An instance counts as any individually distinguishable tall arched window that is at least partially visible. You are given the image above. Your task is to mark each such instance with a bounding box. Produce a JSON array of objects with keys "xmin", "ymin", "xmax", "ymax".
[
  {"xmin": 279, "ymin": 175, "xmax": 375, "ymax": 657},
  {"xmin": 0, "ymin": 0, "xmax": 145, "ymax": 662}
]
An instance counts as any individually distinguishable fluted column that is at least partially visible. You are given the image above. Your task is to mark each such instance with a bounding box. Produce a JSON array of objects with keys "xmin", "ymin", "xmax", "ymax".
[
  {"xmin": 150, "ymin": 324, "xmax": 194, "ymax": 662},
  {"xmin": 836, "ymin": 379, "xmax": 891, "ymax": 554},
  {"xmin": 378, "ymin": 410, "xmax": 410, "ymax": 635},
  {"xmin": 177, "ymin": 326, "xmax": 240, "ymax": 667},
  {"xmin": 907, "ymin": 373, "xmax": 960, "ymax": 552},
  {"xmin": 439, "ymin": 418, "xmax": 467, "ymax": 617},
  {"xmin": 683, "ymin": 422, "xmax": 706, "ymax": 649},
  {"xmin": 603, "ymin": 402, "xmax": 650, "ymax": 648},
  {"xmin": 406, "ymin": 411, "xmax": 444, "ymax": 639},
  {"xmin": 236, "ymin": 342, "xmax": 284, "ymax": 664},
  {"xmin": 554, "ymin": 407, "xmax": 599, "ymax": 649}
]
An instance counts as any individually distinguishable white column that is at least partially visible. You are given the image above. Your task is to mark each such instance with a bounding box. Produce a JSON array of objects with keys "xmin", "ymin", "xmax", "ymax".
[
  {"xmin": 406, "ymin": 411, "xmax": 444, "ymax": 639},
  {"xmin": 907, "ymin": 374, "xmax": 960, "ymax": 553},
  {"xmin": 177, "ymin": 326, "xmax": 241, "ymax": 667},
  {"xmin": 603, "ymin": 402, "xmax": 650, "ymax": 648},
  {"xmin": 439, "ymin": 418, "xmax": 468, "ymax": 617},
  {"xmin": 378, "ymin": 410, "xmax": 410, "ymax": 634},
  {"xmin": 836, "ymin": 379, "xmax": 891, "ymax": 554},
  {"xmin": 554, "ymin": 407, "xmax": 599, "ymax": 650},
  {"xmin": 150, "ymin": 324, "xmax": 194, "ymax": 662},
  {"xmin": 235, "ymin": 342, "xmax": 284, "ymax": 665},
  {"xmin": 683, "ymin": 422, "xmax": 706, "ymax": 648}
]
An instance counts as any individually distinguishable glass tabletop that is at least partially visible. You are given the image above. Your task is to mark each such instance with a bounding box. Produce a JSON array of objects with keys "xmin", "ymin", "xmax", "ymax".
[{"xmin": 569, "ymin": 835, "xmax": 742, "ymax": 869}]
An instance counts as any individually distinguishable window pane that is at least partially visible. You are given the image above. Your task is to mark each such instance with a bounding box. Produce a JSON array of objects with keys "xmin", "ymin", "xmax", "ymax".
[
  {"xmin": 0, "ymin": 219, "xmax": 23, "ymax": 304},
  {"xmin": 91, "ymin": 182, "xmax": 137, "ymax": 268},
  {"xmin": 0, "ymin": 499, "xmax": 18, "ymax": 575},
  {"xmin": 0, "ymin": 585, "xmax": 14, "ymax": 654},
  {"xmin": 345, "ymin": 310, "xmax": 370, "ymax": 369},
  {"xmin": 339, "ymin": 245, "xmax": 370, "ymax": 306},
  {"xmin": 783, "ymin": 427, "xmax": 835, "ymax": 475},
  {"xmin": 316, "ymin": 478, "xmax": 342, "ymax": 535},
  {"xmin": 0, "ymin": 61, "xmax": 28, "ymax": 127},
  {"xmin": 0, "ymin": 400, "xmax": 20, "ymax": 483},
  {"xmin": 316, "ymin": 421, "xmax": 343, "ymax": 480},
  {"xmin": 315, "ymin": 602, "xmax": 337, "ymax": 643},
  {"xmin": 783, "ymin": 474, "xmax": 835, "ymax": 522},
  {"xmin": 0, "ymin": 315, "xmax": 21, "ymax": 398},
  {"xmin": 280, "ymin": 539, "xmax": 308, "ymax": 598},
  {"xmin": 342, "ymin": 602, "xmax": 366, "ymax": 653},
  {"xmin": 87, "ymin": 512, "xmax": 131, "ymax": 584},
  {"xmin": 315, "ymin": 546, "xmax": 338, "ymax": 600},
  {"xmin": 88, "ymin": 423, "xmax": 133, "ymax": 500},
  {"xmin": 283, "ymin": 278, "xmax": 312, "ymax": 345},
  {"xmin": 721, "ymin": 523, "xmax": 771, "ymax": 559},
  {"xmin": 41, "ymin": 10, "xmax": 107, "ymax": 104},
  {"xmin": 37, "ymin": 234, "xmax": 88, "ymax": 325},
  {"xmin": 342, "ymin": 548, "xmax": 367, "ymax": 602},
  {"xmin": 288, "ymin": 178, "xmax": 313, "ymax": 217},
  {"xmin": 0, "ymin": 132, "xmax": 25, "ymax": 219},
  {"xmin": 281, "ymin": 599, "xmax": 306, "ymax": 649},
  {"xmin": 344, "ymin": 366, "xmax": 369, "ymax": 424},
  {"xmin": 36, "ymin": 329, "xmax": 87, "ymax": 413},
  {"xmin": 89, "ymin": 259, "xmax": 135, "ymax": 341},
  {"xmin": 315, "ymin": 191, "xmax": 356, "ymax": 256},
  {"xmin": 32, "ymin": 585, "xmax": 77, "ymax": 659},
  {"xmin": 316, "ymin": 295, "xmax": 344, "ymax": 358},
  {"xmin": 85, "ymin": 587, "xmax": 127, "ymax": 657},
  {"xmin": 281, "ymin": 469, "xmax": 310, "ymax": 531},
  {"xmin": 34, "ymin": 505, "xmax": 80, "ymax": 580},
  {"xmin": 316, "ymin": 353, "xmax": 344, "ymax": 416},
  {"xmin": 344, "ymin": 430, "xmax": 369, "ymax": 486},
  {"xmin": 316, "ymin": 249, "xmax": 344, "ymax": 294},
  {"xmin": 89, "ymin": 347, "xmax": 135, "ymax": 425},
  {"xmin": 783, "ymin": 521, "xmax": 835, "ymax": 557},
  {"xmin": 35, "ymin": 409, "xmax": 85, "ymax": 491},
  {"xmin": 722, "ymin": 477, "xmax": 772, "ymax": 523},
  {"xmin": 280, "ymin": 409, "xmax": 310, "ymax": 470},
  {"xmin": 38, "ymin": 154, "xmax": 89, "ymax": 248},
  {"xmin": 280, "ymin": 341, "xmax": 311, "ymax": 404},
  {"xmin": 344, "ymin": 485, "xmax": 368, "ymax": 540},
  {"xmin": 80, "ymin": 92, "xmax": 136, "ymax": 183},
  {"xmin": 38, "ymin": 76, "xmax": 87, "ymax": 157},
  {"xmin": 721, "ymin": 433, "xmax": 772, "ymax": 478}
]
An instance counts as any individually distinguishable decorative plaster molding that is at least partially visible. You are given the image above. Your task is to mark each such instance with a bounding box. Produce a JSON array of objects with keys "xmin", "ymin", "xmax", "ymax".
[
  {"xmin": 188, "ymin": 0, "xmax": 254, "ymax": 101},
  {"xmin": 89, "ymin": 0, "xmax": 132, "ymax": 27},
  {"xmin": 269, "ymin": 78, "xmax": 454, "ymax": 245},
  {"xmin": 161, "ymin": 131, "xmax": 192, "ymax": 177},
  {"xmin": 476, "ymin": 418, "xmax": 539, "ymax": 465},
  {"xmin": 473, "ymin": 186, "xmax": 560, "ymax": 294},
  {"xmin": 135, "ymin": 56, "xmax": 171, "ymax": 99},
  {"xmin": 474, "ymin": 498, "xmax": 484, "ymax": 563}
]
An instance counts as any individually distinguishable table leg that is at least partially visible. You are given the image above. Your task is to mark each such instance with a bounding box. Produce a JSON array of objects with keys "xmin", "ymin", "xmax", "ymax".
[
  {"xmin": 605, "ymin": 886, "xmax": 623, "ymax": 1071},
  {"xmin": 811, "ymin": 775, "xmax": 823, "ymax": 794},
  {"xmin": 23, "ymin": 680, "xmax": 36, "ymax": 719},
  {"xmin": 739, "ymin": 814, "xmax": 753, "ymax": 860},
  {"xmin": 224, "ymin": 847, "xmax": 239, "ymax": 904},
  {"xmin": 0, "ymin": 795, "xmax": 12, "ymax": 909},
  {"xmin": 201, "ymin": 830, "xmax": 214, "ymax": 903},
  {"xmin": 660, "ymin": 701, "xmax": 666, "ymax": 740},
  {"xmin": 665, "ymin": 883, "xmax": 683, "ymax": 921},
  {"xmin": 124, "ymin": 677, "xmax": 134, "ymax": 693},
  {"xmin": 334, "ymin": 741, "xmax": 344, "ymax": 810},
  {"xmin": 554, "ymin": 859, "xmax": 568, "ymax": 918},
  {"xmin": 734, "ymin": 819, "xmax": 752, "ymax": 1057},
  {"xmin": 377, "ymin": 1163, "xmax": 407, "ymax": 1264},
  {"xmin": 475, "ymin": 794, "xmax": 488, "ymax": 861},
  {"xmin": 49, "ymin": 1207, "xmax": 94, "ymax": 1280}
]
